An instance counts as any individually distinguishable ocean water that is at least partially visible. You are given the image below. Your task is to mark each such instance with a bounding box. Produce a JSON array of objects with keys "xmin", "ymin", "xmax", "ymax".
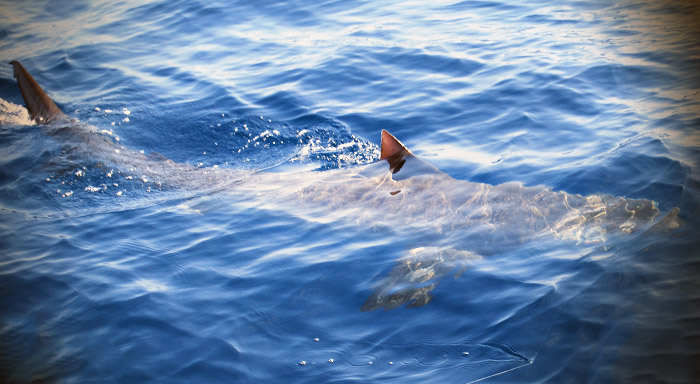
[{"xmin": 1, "ymin": 0, "xmax": 699, "ymax": 382}]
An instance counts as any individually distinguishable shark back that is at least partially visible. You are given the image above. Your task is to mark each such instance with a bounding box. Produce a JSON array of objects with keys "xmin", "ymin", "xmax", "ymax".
[{"xmin": 10, "ymin": 61, "xmax": 65, "ymax": 124}]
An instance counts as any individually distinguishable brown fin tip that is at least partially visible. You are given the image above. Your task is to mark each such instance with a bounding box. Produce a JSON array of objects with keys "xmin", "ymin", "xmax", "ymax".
[{"xmin": 380, "ymin": 130, "xmax": 410, "ymax": 160}]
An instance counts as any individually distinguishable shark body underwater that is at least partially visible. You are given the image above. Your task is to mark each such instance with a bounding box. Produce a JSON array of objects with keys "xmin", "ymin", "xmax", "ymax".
[{"xmin": 9, "ymin": 61, "xmax": 683, "ymax": 311}]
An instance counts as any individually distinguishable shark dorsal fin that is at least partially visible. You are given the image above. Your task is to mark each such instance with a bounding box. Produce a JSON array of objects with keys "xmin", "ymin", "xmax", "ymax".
[
  {"xmin": 380, "ymin": 130, "xmax": 410, "ymax": 160},
  {"xmin": 380, "ymin": 130, "xmax": 411, "ymax": 173},
  {"xmin": 10, "ymin": 61, "xmax": 65, "ymax": 124},
  {"xmin": 379, "ymin": 130, "xmax": 442, "ymax": 178}
]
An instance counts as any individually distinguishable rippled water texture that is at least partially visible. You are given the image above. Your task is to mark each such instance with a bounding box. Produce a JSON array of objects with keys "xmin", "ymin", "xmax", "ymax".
[{"xmin": 1, "ymin": 0, "xmax": 699, "ymax": 383}]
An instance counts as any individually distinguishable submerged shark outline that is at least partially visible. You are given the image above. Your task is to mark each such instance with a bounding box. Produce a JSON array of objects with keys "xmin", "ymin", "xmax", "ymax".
[{"xmin": 8, "ymin": 60, "xmax": 683, "ymax": 311}]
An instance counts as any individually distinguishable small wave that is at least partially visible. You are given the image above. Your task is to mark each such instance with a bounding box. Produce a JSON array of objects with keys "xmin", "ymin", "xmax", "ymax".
[{"xmin": 289, "ymin": 122, "xmax": 380, "ymax": 170}]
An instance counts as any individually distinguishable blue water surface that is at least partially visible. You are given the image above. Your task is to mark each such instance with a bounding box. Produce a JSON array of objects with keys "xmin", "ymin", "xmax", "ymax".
[{"xmin": 1, "ymin": 0, "xmax": 699, "ymax": 382}]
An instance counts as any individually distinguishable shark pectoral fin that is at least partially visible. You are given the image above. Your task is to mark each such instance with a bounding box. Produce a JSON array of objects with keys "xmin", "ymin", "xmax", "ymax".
[
  {"xmin": 453, "ymin": 265, "xmax": 468, "ymax": 279},
  {"xmin": 406, "ymin": 284, "xmax": 436, "ymax": 308},
  {"xmin": 361, "ymin": 247, "xmax": 482, "ymax": 312},
  {"xmin": 148, "ymin": 151, "xmax": 175, "ymax": 163},
  {"xmin": 647, "ymin": 207, "xmax": 684, "ymax": 234},
  {"xmin": 10, "ymin": 61, "xmax": 65, "ymax": 124}
]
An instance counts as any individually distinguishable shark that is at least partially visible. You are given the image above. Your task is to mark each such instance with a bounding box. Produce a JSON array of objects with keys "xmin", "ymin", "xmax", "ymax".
[{"xmin": 8, "ymin": 61, "xmax": 682, "ymax": 311}]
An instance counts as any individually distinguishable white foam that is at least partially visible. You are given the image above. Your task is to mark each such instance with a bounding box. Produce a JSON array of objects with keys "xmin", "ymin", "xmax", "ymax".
[{"xmin": 0, "ymin": 98, "xmax": 34, "ymax": 125}]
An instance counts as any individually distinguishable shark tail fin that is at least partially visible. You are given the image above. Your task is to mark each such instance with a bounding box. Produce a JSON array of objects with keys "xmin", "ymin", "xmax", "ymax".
[{"xmin": 9, "ymin": 61, "xmax": 65, "ymax": 124}]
